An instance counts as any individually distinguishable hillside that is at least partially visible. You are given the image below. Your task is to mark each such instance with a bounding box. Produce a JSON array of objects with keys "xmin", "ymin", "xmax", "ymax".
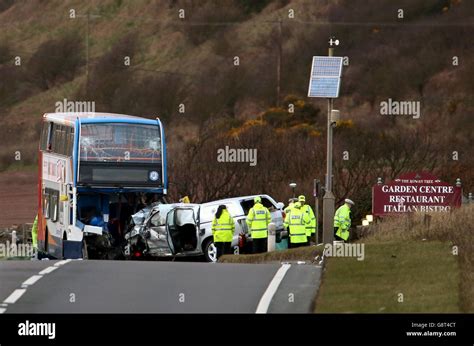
[{"xmin": 0, "ymin": 0, "xmax": 473, "ymax": 223}]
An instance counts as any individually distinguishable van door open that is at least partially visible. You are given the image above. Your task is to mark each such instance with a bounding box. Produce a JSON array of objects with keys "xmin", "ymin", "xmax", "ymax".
[
  {"xmin": 165, "ymin": 207, "xmax": 200, "ymax": 255},
  {"xmin": 144, "ymin": 209, "xmax": 173, "ymax": 256}
]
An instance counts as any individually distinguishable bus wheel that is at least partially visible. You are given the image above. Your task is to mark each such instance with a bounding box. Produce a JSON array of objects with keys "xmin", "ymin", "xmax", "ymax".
[
  {"xmin": 82, "ymin": 238, "xmax": 89, "ymax": 260},
  {"xmin": 61, "ymin": 233, "xmax": 67, "ymax": 259},
  {"xmin": 44, "ymin": 228, "xmax": 49, "ymax": 253}
]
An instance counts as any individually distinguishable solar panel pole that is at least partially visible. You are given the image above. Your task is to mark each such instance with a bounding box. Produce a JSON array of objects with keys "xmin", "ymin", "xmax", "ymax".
[
  {"xmin": 306, "ymin": 42, "xmax": 342, "ymax": 244},
  {"xmin": 276, "ymin": 18, "xmax": 282, "ymax": 107},
  {"xmin": 322, "ymin": 45, "xmax": 336, "ymax": 245}
]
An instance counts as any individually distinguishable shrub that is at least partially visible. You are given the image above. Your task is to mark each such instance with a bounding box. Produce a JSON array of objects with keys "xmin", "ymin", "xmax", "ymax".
[{"xmin": 27, "ymin": 32, "xmax": 84, "ymax": 90}]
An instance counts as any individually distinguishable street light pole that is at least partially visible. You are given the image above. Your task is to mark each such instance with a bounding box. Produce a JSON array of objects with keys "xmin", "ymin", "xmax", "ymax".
[
  {"xmin": 289, "ymin": 182, "xmax": 297, "ymax": 198},
  {"xmin": 322, "ymin": 45, "xmax": 336, "ymax": 245},
  {"xmin": 307, "ymin": 37, "xmax": 342, "ymax": 245}
]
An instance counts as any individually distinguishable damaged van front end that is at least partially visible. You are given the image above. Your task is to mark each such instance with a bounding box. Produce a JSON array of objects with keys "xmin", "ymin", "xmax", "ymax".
[{"xmin": 124, "ymin": 203, "xmax": 202, "ymax": 260}]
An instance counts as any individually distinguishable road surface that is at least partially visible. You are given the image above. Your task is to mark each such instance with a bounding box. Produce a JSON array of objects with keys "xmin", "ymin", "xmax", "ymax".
[{"xmin": 0, "ymin": 260, "xmax": 321, "ymax": 313}]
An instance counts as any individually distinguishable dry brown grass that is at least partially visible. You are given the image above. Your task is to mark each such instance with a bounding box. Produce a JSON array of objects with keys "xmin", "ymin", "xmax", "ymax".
[
  {"xmin": 0, "ymin": 171, "xmax": 37, "ymax": 227},
  {"xmin": 361, "ymin": 206, "xmax": 474, "ymax": 312}
]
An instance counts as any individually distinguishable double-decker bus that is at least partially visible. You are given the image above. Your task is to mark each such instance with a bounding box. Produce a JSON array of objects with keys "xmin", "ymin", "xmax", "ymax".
[{"xmin": 37, "ymin": 113, "xmax": 167, "ymax": 259}]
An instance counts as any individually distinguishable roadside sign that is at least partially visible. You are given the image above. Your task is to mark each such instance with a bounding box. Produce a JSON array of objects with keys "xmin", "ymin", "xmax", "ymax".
[{"xmin": 372, "ymin": 172, "xmax": 462, "ymax": 216}]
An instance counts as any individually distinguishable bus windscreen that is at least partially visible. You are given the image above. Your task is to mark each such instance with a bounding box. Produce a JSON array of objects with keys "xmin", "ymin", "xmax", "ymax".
[{"xmin": 80, "ymin": 123, "xmax": 162, "ymax": 163}]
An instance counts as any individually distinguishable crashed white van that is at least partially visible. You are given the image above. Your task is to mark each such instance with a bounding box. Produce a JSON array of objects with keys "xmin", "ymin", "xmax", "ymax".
[
  {"xmin": 124, "ymin": 194, "xmax": 286, "ymax": 262},
  {"xmin": 124, "ymin": 203, "xmax": 202, "ymax": 259}
]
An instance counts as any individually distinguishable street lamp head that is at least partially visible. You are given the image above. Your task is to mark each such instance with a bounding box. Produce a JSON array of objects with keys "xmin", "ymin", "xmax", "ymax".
[
  {"xmin": 289, "ymin": 183, "xmax": 297, "ymax": 188},
  {"xmin": 330, "ymin": 109, "xmax": 340, "ymax": 125}
]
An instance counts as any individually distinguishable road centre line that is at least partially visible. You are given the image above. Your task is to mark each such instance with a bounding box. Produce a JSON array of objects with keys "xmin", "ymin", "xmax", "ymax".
[
  {"xmin": 39, "ymin": 266, "xmax": 58, "ymax": 275},
  {"xmin": 21, "ymin": 275, "xmax": 43, "ymax": 287},
  {"xmin": 4, "ymin": 289, "xmax": 27, "ymax": 304},
  {"xmin": 54, "ymin": 259, "xmax": 72, "ymax": 266},
  {"xmin": 1, "ymin": 260, "xmax": 72, "ymax": 312}
]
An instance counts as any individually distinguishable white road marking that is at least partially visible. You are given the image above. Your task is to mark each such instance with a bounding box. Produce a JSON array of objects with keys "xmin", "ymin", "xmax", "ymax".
[
  {"xmin": 39, "ymin": 266, "xmax": 58, "ymax": 275},
  {"xmin": 4, "ymin": 289, "xmax": 27, "ymax": 304},
  {"xmin": 256, "ymin": 264, "xmax": 291, "ymax": 314},
  {"xmin": 1, "ymin": 260, "xmax": 72, "ymax": 313},
  {"xmin": 21, "ymin": 275, "xmax": 43, "ymax": 287},
  {"xmin": 54, "ymin": 259, "xmax": 72, "ymax": 266}
]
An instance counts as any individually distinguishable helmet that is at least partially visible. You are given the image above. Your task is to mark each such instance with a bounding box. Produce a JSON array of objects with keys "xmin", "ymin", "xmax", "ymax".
[
  {"xmin": 345, "ymin": 198, "xmax": 355, "ymax": 206},
  {"xmin": 254, "ymin": 196, "xmax": 262, "ymax": 203},
  {"xmin": 298, "ymin": 195, "xmax": 306, "ymax": 202}
]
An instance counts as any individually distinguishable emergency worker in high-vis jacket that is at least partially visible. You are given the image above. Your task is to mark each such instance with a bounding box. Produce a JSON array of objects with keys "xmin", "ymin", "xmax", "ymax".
[{"xmin": 334, "ymin": 199, "xmax": 354, "ymax": 242}]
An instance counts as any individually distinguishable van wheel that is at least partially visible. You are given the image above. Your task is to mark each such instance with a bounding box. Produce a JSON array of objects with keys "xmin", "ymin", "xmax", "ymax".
[{"xmin": 203, "ymin": 239, "xmax": 217, "ymax": 263}]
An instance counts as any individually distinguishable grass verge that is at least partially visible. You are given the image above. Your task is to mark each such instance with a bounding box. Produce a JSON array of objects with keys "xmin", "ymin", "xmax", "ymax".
[
  {"xmin": 219, "ymin": 244, "xmax": 325, "ymax": 264},
  {"xmin": 360, "ymin": 206, "xmax": 473, "ymax": 312},
  {"xmin": 315, "ymin": 240, "xmax": 460, "ymax": 313}
]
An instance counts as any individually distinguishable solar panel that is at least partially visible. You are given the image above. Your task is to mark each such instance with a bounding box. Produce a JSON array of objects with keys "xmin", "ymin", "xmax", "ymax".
[
  {"xmin": 308, "ymin": 77, "xmax": 341, "ymax": 98},
  {"xmin": 308, "ymin": 56, "xmax": 343, "ymax": 98}
]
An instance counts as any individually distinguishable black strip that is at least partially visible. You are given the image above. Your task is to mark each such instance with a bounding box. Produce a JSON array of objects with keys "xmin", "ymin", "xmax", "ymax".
[{"xmin": 0, "ymin": 313, "xmax": 472, "ymax": 345}]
